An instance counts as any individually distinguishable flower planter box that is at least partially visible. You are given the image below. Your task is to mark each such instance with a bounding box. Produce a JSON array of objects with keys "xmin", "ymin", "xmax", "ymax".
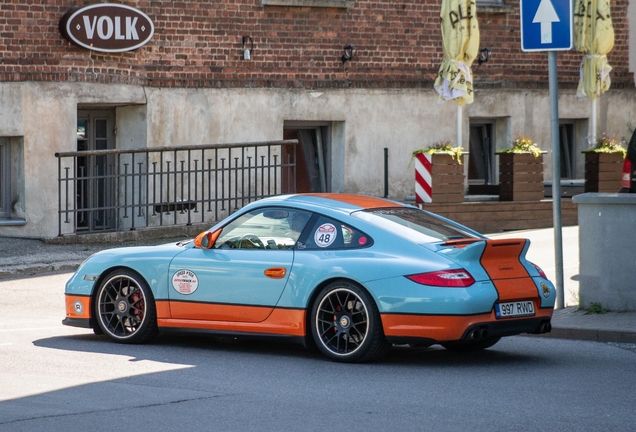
[
  {"xmin": 414, "ymin": 153, "xmax": 465, "ymax": 204},
  {"xmin": 498, "ymin": 153, "xmax": 544, "ymax": 201},
  {"xmin": 584, "ymin": 152, "xmax": 624, "ymax": 193}
]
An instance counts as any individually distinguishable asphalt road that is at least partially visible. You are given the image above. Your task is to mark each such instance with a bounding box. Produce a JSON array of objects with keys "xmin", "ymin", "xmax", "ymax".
[{"xmin": 2, "ymin": 272, "xmax": 636, "ymax": 431}]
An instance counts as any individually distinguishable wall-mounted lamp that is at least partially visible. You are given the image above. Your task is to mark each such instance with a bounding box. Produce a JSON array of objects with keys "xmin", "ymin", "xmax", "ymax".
[
  {"xmin": 341, "ymin": 44, "xmax": 357, "ymax": 64},
  {"xmin": 477, "ymin": 47, "xmax": 491, "ymax": 68},
  {"xmin": 242, "ymin": 36, "xmax": 253, "ymax": 60}
]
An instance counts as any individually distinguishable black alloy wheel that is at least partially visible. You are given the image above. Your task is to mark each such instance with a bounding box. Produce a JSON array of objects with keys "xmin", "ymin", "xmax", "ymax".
[
  {"xmin": 95, "ymin": 269, "xmax": 158, "ymax": 344},
  {"xmin": 311, "ymin": 281, "xmax": 389, "ymax": 363}
]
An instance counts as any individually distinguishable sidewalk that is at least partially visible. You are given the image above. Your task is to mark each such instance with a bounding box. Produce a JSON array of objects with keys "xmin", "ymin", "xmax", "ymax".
[{"xmin": 1, "ymin": 231, "xmax": 635, "ymax": 345}]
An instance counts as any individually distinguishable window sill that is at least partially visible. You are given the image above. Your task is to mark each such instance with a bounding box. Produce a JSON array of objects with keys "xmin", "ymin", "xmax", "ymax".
[
  {"xmin": 477, "ymin": 4, "xmax": 515, "ymax": 14},
  {"xmin": 0, "ymin": 218, "xmax": 26, "ymax": 226},
  {"xmin": 260, "ymin": 0, "xmax": 355, "ymax": 8}
]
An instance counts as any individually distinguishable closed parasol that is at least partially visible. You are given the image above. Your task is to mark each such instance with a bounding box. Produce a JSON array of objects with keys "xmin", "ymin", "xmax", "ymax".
[
  {"xmin": 433, "ymin": 0, "xmax": 480, "ymax": 106},
  {"xmin": 574, "ymin": 0, "xmax": 614, "ymax": 99}
]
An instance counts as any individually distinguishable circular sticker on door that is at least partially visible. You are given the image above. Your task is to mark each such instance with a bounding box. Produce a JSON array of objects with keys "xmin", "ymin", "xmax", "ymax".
[
  {"xmin": 314, "ymin": 223, "xmax": 337, "ymax": 248},
  {"xmin": 172, "ymin": 269, "xmax": 199, "ymax": 295}
]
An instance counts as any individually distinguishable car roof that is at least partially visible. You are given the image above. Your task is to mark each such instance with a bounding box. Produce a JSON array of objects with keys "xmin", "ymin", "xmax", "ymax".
[{"xmin": 257, "ymin": 193, "xmax": 407, "ymax": 214}]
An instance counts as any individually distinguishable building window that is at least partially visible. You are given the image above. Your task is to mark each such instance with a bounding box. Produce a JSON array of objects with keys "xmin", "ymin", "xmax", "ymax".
[
  {"xmin": 284, "ymin": 122, "xmax": 332, "ymax": 193},
  {"xmin": 468, "ymin": 123, "xmax": 496, "ymax": 194},
  {"xmin": 76, "ymin": 110, "xmax": 116, "ymax": 231},
  {"xmin": 0, "ymin": 138, "xmax": 10, "ymax": 218},
  {"xmin": 559, "ymin": 123, "xmax": 575, "ymax": 179}
]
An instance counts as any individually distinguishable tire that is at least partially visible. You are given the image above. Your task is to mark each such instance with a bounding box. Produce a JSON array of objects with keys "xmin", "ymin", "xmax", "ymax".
[
  {"xmin": 441, "ymin": 336, "xmax": 501, "ymax": 352},
  {"xmin": 95, "ymin": 269, "xmax": 158, "ymax": 344},
  {"xmin": 310, "ymin": 281, "xmax": 389, "ymax": 363}
]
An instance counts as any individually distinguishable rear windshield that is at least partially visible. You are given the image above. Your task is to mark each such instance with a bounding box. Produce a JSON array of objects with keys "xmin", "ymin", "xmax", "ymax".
[{"xmin": 352, "ymin": 207, "xmax": 483, "ymax": 243}]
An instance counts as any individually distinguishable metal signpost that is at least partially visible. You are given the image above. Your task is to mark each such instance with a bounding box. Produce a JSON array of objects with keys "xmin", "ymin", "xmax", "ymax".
[{"xmin": 520, "ymin": 0, "xmax": 573, "ymax": 309}]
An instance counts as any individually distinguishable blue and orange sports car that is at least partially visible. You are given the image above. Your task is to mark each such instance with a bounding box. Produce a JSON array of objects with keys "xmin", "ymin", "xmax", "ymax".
[{"xmin": 63, "ymin": 194, "xmax": 556, "ymax": 362}]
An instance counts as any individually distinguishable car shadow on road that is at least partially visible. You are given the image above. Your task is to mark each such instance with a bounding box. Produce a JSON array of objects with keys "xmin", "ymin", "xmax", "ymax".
[{"xmin": 34, "ymin": 330, "xmax": 554, "ymax": 368}]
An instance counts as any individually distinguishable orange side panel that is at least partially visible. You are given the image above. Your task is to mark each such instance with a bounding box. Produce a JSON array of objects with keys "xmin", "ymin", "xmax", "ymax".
[
  {"xmin": 306, "ymin": 193, "xmax": 403, "ymax": 209},
  {"xmin": 381, "ymin": 307, "xmax": 553, "ymax": 341},
  {"xmin": 155, "ymin": 300, "xmax": 171, "ymax": 320},
  {"xmin": 158, "ymin": 308, "xmax": 306, "ymax": 336},
  {"xmin": 65, "ymin": 294, "xmax": 92, "ymax": 320},
  {"xmin": 169, "ymin": 302, "xmax": 272, "ymax": 322},
  {"xmin": 480, "ymin": 239, "xmax": 529, "ymax": 280}
]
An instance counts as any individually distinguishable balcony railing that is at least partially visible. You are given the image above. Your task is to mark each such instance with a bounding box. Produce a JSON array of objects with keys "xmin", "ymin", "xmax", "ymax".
[{"xmin": 55, "ymin": 140, "xmax": 297, "ymax": 236}]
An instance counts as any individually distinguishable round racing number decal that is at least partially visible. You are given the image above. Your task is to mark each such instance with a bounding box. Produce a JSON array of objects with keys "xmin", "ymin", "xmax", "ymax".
[
  {"xmin": 314, "ymin": 223, "xmax": 337, "ymax": 248},
  {"xmin": 172, "ymin": 269, "xmax": 199, "ymax": 295}
]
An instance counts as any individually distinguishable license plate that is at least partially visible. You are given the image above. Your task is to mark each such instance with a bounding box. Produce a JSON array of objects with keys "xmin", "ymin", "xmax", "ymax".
[{"xmin": 495, "ymin": 301, "xmax": 535, "ymax": 318}]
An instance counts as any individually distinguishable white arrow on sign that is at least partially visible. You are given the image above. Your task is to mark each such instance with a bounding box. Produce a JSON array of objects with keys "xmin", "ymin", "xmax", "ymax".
[{"xmin": 532, "ymin": 0, "xmax": 560, "ymax": 44}]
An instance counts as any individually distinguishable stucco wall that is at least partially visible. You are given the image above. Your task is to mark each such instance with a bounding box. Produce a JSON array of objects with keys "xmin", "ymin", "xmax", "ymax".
[{"xmin": 2, "ymin": 82, "xmax": 636, "ymax": 238}]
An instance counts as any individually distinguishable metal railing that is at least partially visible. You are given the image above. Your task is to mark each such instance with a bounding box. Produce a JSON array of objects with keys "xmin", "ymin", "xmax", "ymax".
[{"xmin": 56, "ymin": 140, "xmax": 297, "ymax": 236}]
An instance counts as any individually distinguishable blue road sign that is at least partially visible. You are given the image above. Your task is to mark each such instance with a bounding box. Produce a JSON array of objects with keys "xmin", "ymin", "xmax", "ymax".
[{"xmin": 520, "ymin": 0, "xmax": 572, "ymax": 51}]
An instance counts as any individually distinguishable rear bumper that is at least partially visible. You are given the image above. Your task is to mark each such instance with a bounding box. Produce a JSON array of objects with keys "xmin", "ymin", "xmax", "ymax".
[{"xmin": 382, "ymin": 307, "xmax": 553, "ymax": 344}]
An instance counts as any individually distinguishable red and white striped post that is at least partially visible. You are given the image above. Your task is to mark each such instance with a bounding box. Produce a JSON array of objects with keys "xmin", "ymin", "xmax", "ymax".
[{"xmin": 414, "ymin": 152, "xmax": 432, "ymax": 203}]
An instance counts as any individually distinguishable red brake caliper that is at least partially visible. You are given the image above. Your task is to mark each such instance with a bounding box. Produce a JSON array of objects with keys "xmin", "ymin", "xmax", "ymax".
[{"xmin": 130, "ymin": 291, "xmax": 143, "ymax": 318}]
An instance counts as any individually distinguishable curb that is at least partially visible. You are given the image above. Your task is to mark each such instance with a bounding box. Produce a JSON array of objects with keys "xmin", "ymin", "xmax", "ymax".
[
  {"xmin": 536, "ymin": 327, "xmax": 636, "ymax": 344},
  {"xmin": 0, "ymin": 262, "xmax": 82, "ymax": 280}
]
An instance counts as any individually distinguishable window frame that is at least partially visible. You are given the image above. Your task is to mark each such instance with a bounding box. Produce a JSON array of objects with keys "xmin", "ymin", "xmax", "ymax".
[
  {"xmin": 476, "ymin": 0, "xmax": 504, "ymax": 7},
  {"xmin": 0, "ymin": 138, "xmax": 10, "ymax": 218},
  {"xmin": 260, "ymin": 0, "xmax": 354, "ymax": 8}
]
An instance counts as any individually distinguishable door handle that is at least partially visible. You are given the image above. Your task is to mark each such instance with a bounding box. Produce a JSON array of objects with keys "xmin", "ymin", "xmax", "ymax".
[{"xmin": 264, "ymin": 267, "xmax": 287, "ymax": 279}]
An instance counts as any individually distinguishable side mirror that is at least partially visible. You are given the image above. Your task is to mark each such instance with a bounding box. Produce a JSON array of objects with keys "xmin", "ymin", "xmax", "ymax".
[{"xmin": 194, "ymin": 230, "xmax": 221, "ymax": 249}]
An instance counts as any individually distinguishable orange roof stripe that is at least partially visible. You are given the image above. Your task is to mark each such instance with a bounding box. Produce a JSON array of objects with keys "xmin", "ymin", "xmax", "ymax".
[{"xmin": 306, "ymin": 193, "xmax": 404, "ymax": 209}]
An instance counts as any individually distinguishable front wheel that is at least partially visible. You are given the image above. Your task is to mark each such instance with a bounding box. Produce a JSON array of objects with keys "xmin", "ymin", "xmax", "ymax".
[
  {"xmin": 95, "ymin": 269, "xmax": 158, "ymax": 344},
  {"xmin": 310, "ymin": 281, "xmax": 389, "ymax": 363}
]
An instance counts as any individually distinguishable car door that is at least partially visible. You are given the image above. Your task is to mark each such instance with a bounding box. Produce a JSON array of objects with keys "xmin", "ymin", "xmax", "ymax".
[{"xmin": 168, "ymin": 207, "xmax": 312, "ymax": 323}]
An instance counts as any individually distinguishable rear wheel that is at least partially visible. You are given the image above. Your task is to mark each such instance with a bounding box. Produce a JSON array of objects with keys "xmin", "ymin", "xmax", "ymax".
[
  {"xmin": 441, "ymin": 336, "xmax": 501, "ymax": 352},
  {"xmin": 95, "ymin": 269, "xmax": 158, "ymax": 344},
  {"xmin": 311, "ymin": 281, "xmax": 389, "ymax": 363}
]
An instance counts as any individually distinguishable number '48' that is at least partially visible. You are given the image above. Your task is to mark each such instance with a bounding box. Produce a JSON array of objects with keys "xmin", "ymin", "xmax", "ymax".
[{"xmin": 319, "ymin": 234, "xmax": 330, "ymax": 243}]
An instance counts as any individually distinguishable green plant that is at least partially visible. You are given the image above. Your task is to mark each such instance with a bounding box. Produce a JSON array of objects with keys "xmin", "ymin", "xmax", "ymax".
[
  {"xmin": 584, "ymin": 133, "xmax": 627, "ymax": 158},
  {"xmin": 586, "ymin": 302, "xmax": 610, "ymax": 314},
  {"xmin": 499, "ymin": 135, "xmax": 542, "ymax": 158},
  {"xmin": 409, "ymin": 141, "xmax": 464, "ymax": 167}
]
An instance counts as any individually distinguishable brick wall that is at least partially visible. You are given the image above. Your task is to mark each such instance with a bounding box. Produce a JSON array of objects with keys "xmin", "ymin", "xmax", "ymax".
[{"xmin": 0, "ymin": 0, "xmax": 633, "ymax": 89}]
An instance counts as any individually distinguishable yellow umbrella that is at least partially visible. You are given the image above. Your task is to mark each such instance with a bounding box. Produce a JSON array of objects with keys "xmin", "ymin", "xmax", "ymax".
[
  {"xmin": 433, "ymin": 0, "xmax": 480, "ymax": 106},
  {"xmin": 574, "ymin": 0, "xmax": 614, "ymax": 98}
]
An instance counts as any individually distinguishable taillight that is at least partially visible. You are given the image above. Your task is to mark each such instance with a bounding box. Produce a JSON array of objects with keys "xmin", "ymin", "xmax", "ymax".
[
  {"xmin": 406, "ymin": 269, "xmax": 475, "ymax": 287},
  {"xmin": 621, "ymin": 159, "xmax": 632, "ymax": 189},
  {"xmin": 531, "ymin": 262, "xmax": 547, "ymax": 279}
]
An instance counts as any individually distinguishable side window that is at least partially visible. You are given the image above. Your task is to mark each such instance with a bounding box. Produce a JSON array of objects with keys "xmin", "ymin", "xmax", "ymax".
[
  {"xmin": 299, "ymin": 215, "xmax": 372, "ymax": 250},
  {"xmin": 214, "ymin": 207, "xmax": 312, "ymax": 250}
]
